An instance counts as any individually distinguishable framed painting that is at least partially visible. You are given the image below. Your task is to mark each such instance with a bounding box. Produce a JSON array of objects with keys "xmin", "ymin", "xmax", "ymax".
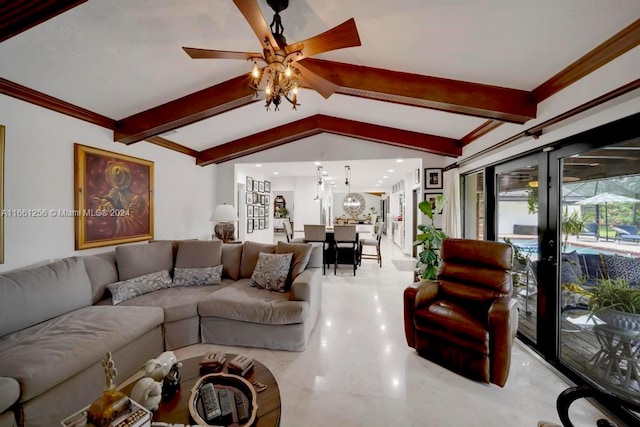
[
  {"xmin": 247, "ymin": 219, "xmax": 253, "ymax": 233},
  {"xmin": 264, "ymin": 181, "xmax": 271, "ymax": 193},
  {"xmin": 259, "ymin": 206, "xmax": 265, "ymax": 217},
  {"xmin": 0, "ymin": 125, "xmax": 4, "ymax": 264},
  {"xmin": 253, "ymin": 180, "xmax": 259, "ymax": 192},
  {"xmin": 253, "ymin": 192, "xmax": 258, "ymax": 204},
  {"xmin": 423, "ymin": 192, "xmax": 443, "ymax": 212},
  {"xmin": 74, "ymin": 144, "xmax": 154, "ymax": 249},
  {"xmin": 246, "ymin": 191, "xmax": 252, "ymax": 204},
  {"xmin": 258, "ymin": 181, "xmax": 265, "ymax": 193},
  {"xmin": 246, "ymin": 176, "xmax": 253, "ymax": 192},
  {"xmin": 259, "ymin": 218, "xmax": 265, "ymax": 229},
  {"xmin": 247, "ymin": 205, "xmax": 252, "ymax": 218},
  {"xmin": 425, "ymin": 168, "xmax": 443, "ymax": 190},
  {"xmin": 415, "ymin": 169, "xmax": 420, "ymax": 185}
]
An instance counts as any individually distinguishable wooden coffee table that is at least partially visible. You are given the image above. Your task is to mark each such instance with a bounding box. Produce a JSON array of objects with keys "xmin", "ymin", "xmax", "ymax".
[{"xmin": 120, "ymin": 354, "xmax": 281, "ymax": 426}]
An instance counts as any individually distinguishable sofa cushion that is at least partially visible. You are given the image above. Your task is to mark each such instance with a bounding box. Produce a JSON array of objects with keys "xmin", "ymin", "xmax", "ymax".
[
  {"xmin": 0, "ymin": 305, "xmax": 163, "ymax": 402},
  {"xmin": 116, "ymin": 242, "xmax": 173, "ymax": 281},
  {"xmin": 276, "ymin": 241, "xmax": 313, "ymax": 284},
  {"xmin": 99, "ymin": 285, "xmax": 227, "ymax": 322},
  {"xmin": 222, "ymin": 243, "xmax": 243, "ymax": 280},
  {"xmin": 83, "ymin": 251, "xmax": 118, "ymax": 303},
  {"xmin": 175, "ymin": 241, "xmax": 222, "ymax": 268},
  {"xmin": 250, "ymin": 253, "xmax": 293, "ymax": 292},
  {"xmin": 173, "ymin": 265, "xmax": 223, "ymax": 287},
  {"xmin": 306, "ymin": 243, "xmax": 324, "ymax": 269},
  {"xmin": 107, "ymin": 270, "xmax": 173, "ymax": 305},
  {"xmin": 602, "ymin": 254, "xmax": 640, "ymax": 286},
  {"xmin": 240, "ymin": 241, "xmax": 276, "ymax": 279},
  {"xmin": 0, "ymin": 257, "xmax": 92, "ymax": 338},
  {"xmin": 198, "ymin": 280, "xmax": 308, "ymax": 325},
  {"xmin": 0, "ymin": 377, "xmax": 19, "ymax": 413}
]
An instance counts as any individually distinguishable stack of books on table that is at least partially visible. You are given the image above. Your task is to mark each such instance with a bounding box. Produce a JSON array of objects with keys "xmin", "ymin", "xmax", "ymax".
[
  {"xmin": 227, "ymin": 354, "xmax": 254, "ymax": 376},
  {"xmin": 61, "ymin": 398, "xmax": 151, "ymax": 427},
  {"xmin": 199, "ymin": 351, "xmax": 226, "ymax": 371}
]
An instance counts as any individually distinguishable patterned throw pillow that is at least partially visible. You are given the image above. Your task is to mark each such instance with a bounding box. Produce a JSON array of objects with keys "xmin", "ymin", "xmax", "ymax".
[
  {"xmin": 250, "ymin": 253, "xmax": 293, "ymax": 292},
  {"xmin": 107, "ymin": 270, "xmax": 172, "ymax": 305},
  {"xmin": 173, "ymin": 265, "xmax": 223, "ymax": 287},
  {"xmin": 603, "ymin": 255, "xmax": 640, "ymax": 286}
]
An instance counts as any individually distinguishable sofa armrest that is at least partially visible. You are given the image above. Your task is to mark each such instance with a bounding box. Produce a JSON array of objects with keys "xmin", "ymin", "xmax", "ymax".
[
  {"xmin": 291, "ymin": 268, "xmax": 322, "ymax": 302},
  {"xmin": 0, "ymin": 377, "xmax": 20, "ymax": 414},
  {"xmin": 487, "ymin": 296, "xmax": 519, "ymax": 387}
]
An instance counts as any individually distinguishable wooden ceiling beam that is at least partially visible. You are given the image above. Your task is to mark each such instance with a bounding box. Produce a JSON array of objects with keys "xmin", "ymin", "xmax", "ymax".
[
  {"xmin": 0, "ymin": 78, "xmax": 115, "ymax": 129},
  {"xmin": 297, "ymin": 58, "xmax": 537, "ymax": 124},
  {"xmin": 114, "ymin": 75, "xmax": 258, "ymax": 145},
  {"xmin": 0, "ymin": 0, "xmax": 87, "ymax": 42},
  {"xmin": 196, "ymin": 114, "xmax": 461, "ymax": 166}
]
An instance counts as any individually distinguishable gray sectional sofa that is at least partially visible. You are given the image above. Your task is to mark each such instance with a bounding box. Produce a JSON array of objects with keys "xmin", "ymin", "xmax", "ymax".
[{"xmin": 0, "ymin": 240, "xmax": 322, "ymax": 427}]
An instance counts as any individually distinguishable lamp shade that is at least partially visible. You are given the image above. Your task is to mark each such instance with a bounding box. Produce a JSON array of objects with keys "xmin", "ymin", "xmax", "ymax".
[{"xmin": 209, "ymin": 204, "xmax": 238, "ymax": 222}]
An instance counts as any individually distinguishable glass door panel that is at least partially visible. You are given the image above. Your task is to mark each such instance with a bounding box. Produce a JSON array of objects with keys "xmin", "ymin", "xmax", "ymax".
[
  {"xmin": 495, "ymin": 156, "xmax": 540, "ymax": 343},
  {"xmin": 463, "ymin": 171, "xmax": 485, "ymax": 240},
  {"xmin": 558, "ymin": 138, "xmax": 640, "ymax": 402}
]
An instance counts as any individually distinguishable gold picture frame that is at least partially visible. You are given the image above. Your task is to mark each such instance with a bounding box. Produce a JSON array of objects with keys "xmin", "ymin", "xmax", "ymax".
[
  {"xmin": 0, "ymin": 125, "xmax": 4, "ymax": 264},
  {"xmin": 74, "ymin": 144, "xmax": 154, "ymax": 249}
]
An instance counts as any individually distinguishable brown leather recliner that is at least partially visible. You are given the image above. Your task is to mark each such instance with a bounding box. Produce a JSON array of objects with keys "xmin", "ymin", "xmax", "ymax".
[{"xmin": 404, "ymin": 238, "xmax": 519, "ymax": 387}]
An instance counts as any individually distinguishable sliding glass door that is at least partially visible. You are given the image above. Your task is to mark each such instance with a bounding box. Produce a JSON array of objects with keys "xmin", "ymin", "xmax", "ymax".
[
  {"xmin": 554, "ymin": 137, "xmax": 640, "ymax": 404},
  {"xmin": 463, "ymin": 112, "xmax": 640, "ymax": 423},
  {"xmin": 493, "ymin": 155, "xmax": 542, "ymax": 344}
]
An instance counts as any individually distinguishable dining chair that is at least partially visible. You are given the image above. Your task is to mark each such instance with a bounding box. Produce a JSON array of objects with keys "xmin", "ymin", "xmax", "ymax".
[
  {"xmin": 303, "ymin": 225, "xmax": 329, "ymax": 274},
  {"xmin": 333, "ymin": 225, "xmax": 358, "ymax": 275},
  {"xmin": 359, "ymin": 221, "xmax": 384, "ymax": 267},
  {"xmin": 283, "ymin": 220, "xmax": 304, "ymax": 243}
]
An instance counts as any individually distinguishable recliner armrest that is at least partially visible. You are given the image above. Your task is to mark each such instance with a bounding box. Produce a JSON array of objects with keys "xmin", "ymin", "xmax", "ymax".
[
  {"xmin": 487, "ymin": 296, "xmax": 519, "ymax": 387},
  {"xmin": 414, "ymin": 280, "xmax": 440, "ymax": 309}
]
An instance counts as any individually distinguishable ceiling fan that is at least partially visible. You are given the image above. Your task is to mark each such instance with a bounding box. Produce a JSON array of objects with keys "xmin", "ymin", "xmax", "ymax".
[{"xmin": 182, "ymin": 0, "xmax": 361, "ymax": 110}]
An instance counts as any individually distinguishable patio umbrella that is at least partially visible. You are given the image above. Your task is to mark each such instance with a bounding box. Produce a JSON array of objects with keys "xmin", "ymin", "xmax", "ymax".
[{"xmin": 576, "ymin": 192, "xmax": 640, "ymax": 241}]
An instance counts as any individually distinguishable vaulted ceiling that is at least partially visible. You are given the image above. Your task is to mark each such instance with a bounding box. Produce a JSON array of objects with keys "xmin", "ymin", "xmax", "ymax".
[{"xmin": 1, "ymin": 0, "xmax": 639, "ymax": 169}]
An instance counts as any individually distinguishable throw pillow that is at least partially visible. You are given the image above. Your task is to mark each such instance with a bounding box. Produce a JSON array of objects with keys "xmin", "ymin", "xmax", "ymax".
[
  {"xmin": 173, "ymin": 265, "xmax": 223, "ymax": 287},
  {"xmin": 560, "ymin": 251, "xmax": 582, "ymax": 285},
  {"xmin": 116, "ymin": 242, "xmax": 173, "ymax": 281},
  {"xmin": 108, "ymin": 270, "xmax": 173, "ymax": 305},
  {"xmin": 250, "ymin": 253, "xmax": 293, "ymax": 292},
  {"xmin": 276, "ymin": 241, "xmax": 313, "ymax": 284},
  {"xmin": 240, "ymin": 241, "xmax": 276, "ymax": 278},
  {"xmin": 175, "ymin": 241, "xmax": 223, "ymax": 268},
  {"xmin": 222, "ymin": 243, "xmax": 244, "ymax": 280},
  {"xmin": 602, "ymin": 255, "xmax": 640, "ymax": 286}
]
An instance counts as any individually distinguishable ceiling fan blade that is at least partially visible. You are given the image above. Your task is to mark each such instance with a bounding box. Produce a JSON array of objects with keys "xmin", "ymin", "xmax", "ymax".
[
  {"xmin": 233, "ymin": 0, "xmax": 280, "ymax": 50},
  {"xmin": 182, "ymin": 47, "xmax": 263, "ymax": 60},
  {"xmin": 286, "ymin": 18, "xmax": 361, "ymax": 61},
  {"xmin": 294, "ymin": 62, "xmax": 338, "ymax": 99}
]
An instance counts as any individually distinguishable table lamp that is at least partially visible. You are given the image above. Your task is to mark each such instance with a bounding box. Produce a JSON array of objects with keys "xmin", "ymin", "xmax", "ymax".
[{"xmin": 210, "ymin": 204, "xmax": 238, "ymax": 242}]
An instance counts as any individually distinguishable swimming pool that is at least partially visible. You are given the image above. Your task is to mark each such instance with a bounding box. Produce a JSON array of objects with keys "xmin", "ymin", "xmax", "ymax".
[{"xmin": 504, "ymin": 239, "xmax": 614, "ymax": 256}]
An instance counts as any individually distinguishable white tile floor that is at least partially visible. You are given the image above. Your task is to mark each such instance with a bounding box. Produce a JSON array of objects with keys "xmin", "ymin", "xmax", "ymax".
[{"xmin": 174, "ymin": 235, "xmax": 608, "ymax": 426}]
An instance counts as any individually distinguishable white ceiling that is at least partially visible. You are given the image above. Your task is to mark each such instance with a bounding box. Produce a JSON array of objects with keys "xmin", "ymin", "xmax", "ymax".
[{"xmin": 1, "ymin": 0, "xmax": 639, "ymax": 188}]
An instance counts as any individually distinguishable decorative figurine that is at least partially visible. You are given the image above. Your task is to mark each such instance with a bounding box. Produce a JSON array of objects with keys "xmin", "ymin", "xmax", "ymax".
[
  {"xmin": 131, "ymin": 377, "xmax": 162, "ymax": 411},
  {"xmin": 87, "ymin": 352, "xmax": 131, "ymax": 426},
  {"xmin": 144, "ymin": 351, "xmax": 177, "ymax": 382},
  {"xmin": 161, "ymin": 362, "xmax": 182, "ymax": 401}
]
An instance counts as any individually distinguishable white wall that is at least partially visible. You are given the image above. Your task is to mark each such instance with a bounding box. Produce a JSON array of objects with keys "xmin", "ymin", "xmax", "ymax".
[
  {"xmin": 0, "ymin": 95, "xmax": 215, "ymax": 272},
  {"xmin": 498, "ymin": 202, "xmax": 536, "ymax": 236},
  {"xmin": 294, "ymin": 176, "xmax": 321, "ymax": 230}
]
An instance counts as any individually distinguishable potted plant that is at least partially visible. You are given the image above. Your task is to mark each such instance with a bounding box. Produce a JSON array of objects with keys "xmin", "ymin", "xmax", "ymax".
[
  {"xmin": 588, "ymin": 278, "xmax": 640, "ymax": 330},
  {"xmin": 502, "ymin": 237, "xmax": 528, "ymax": 286},
  {"xmin": 414, "ymin": 195, "xmax": 447, "ymax": 280},
  {"xmin": 561, "ymin": 209, "xmax": 591, "ymax": 251},
  {"xmin": 279, "ymin": 207, "xmax": 289, "ymax": 218}
]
